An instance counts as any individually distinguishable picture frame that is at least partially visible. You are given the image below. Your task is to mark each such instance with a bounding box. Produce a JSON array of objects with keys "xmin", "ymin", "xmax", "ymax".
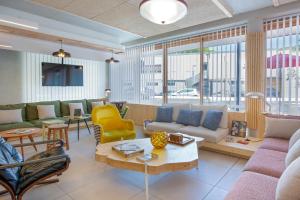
[{"xmin": 230, "ymin": 120, "xmax": 247, "ymax": 137}]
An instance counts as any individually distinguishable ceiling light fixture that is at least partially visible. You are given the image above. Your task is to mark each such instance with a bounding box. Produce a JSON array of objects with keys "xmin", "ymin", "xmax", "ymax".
[
  {"xmin": 105, "ymin": 51, "xmax": 120, "ymax": 64},
  {"xmin": 0, "ymin": 44, "xmax": 12, "ymax": 48},
  {"xmin": 139, "ymin": 0, "xmax": 188, "ymax": 25},
  {"xmin": 52, "ymin": 40, "xmax": 71, "ymax": 64},
  {"xmin": 0, "ymin": 19, "xmax": 39, "ymax": 30}
]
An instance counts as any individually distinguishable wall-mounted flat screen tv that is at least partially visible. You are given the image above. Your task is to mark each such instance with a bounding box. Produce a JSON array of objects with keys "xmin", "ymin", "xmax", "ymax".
[{"xmin": 42, "ymin": 62, "xmax": 83, "ymax": 86}]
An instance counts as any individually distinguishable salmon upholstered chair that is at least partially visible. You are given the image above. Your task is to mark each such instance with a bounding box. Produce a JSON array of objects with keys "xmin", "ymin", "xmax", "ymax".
[{"xmin": 91, "ymin": 105, "xmax": 136, "ymax": 144}]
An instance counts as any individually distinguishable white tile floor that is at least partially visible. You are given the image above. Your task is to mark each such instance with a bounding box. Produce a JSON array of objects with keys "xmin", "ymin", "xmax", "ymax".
[{"xmin": 0, "ymin": 127, "xmax": 247, "ymax": 200}]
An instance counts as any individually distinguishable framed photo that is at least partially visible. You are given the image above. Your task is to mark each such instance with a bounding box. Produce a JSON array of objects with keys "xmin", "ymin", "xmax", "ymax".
[{"xmin": 230, "ymin": 120, "xmax": 247, "ymax": 137}]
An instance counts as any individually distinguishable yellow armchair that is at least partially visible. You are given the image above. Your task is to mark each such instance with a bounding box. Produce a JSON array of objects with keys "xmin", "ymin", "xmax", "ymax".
[{"xmin": 91, "ymin": 105, "xmax": 136, "ymax": 144}]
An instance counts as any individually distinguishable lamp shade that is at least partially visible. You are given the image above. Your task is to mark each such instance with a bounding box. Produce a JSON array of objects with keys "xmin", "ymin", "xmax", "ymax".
[{"xmin": 139, "ymin": 0, "xmax": 188, "ymax": 25}]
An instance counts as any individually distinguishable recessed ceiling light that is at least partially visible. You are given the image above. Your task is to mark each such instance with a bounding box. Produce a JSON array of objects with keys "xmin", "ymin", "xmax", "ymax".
[
  {"xmin": 0, "ymin": 44, "xmax": 12, "ymax": 48},
  {"xmin": 139, "ymin": 0, "xmax": 188, "ymax": 25},
  {"xmin": 0, "ymin": 19, "xmax": 38, "ymax": 30}
]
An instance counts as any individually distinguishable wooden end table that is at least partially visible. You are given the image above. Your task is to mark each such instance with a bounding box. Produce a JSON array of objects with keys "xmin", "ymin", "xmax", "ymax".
[
  {"xmin": 0, "ymin": 128, "xmax": 41, "ymax": 157},
  {"xmin": 95, "ymin": 136, "xmax": 204, "ymax": 200},
  {"xmin": 42, "ymin": 119, "xmax": 66, "ymax": 140}
]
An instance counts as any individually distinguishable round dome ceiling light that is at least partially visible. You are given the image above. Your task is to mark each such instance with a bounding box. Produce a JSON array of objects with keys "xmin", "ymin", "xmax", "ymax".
[{"xmin": 139, "ymin": 0, "xmax": 188, "ymax": 25}]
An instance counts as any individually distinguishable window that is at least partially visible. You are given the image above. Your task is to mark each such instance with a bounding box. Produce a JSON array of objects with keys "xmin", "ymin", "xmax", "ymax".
[
  {"xmin": 111, "ymin": 25, "xmax": 247, "ymax": 109},
  {"xmin": 203, "ymin": 41, "xmax": 246, "ymax": 111},
  {"xmin": 264, "ymin": 15, "xmax": 300, "ymax": 115},
  {"xmin": 167, "ymin": 42, "xmax": 200, "ymax": 104}
]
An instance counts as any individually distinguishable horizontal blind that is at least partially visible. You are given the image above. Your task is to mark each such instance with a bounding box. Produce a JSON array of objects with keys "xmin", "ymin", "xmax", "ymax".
[{"xmin": 264, "ymin": 14, "xmax": 300, "ymax": 115}]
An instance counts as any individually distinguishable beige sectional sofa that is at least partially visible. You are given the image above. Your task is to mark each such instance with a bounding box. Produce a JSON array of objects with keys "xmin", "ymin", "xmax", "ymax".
[{"xmin": 145, "ymin": 103, "xmax": 228, "ymax": 143}]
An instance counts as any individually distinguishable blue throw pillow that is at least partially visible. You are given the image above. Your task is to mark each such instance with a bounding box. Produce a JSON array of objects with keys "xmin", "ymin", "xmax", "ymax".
[
  {"xmin": 203, "ymin": 110, "xmax": 223, "ymax": 131},
  {"xmin": 189, "ymin": 110, "xmax": 203, "ymax": 127},
  {"xmin": 176, "ymin": 109, "xmax": 190, "ymax": 125},
  {"xmin": 156, "ymin": 106, "xmax": 173, "ymax": 123},
  {"xmin": 0, "ymin": 137, "xmax": 23, "ymax": 191},
  {"xmin": 176, "ymin": 110, "xmax": 203, "ymax": 127}
]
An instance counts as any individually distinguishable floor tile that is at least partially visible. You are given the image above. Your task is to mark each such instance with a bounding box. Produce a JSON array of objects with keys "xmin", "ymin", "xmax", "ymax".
[
  {"xmin": 149, "ymin": 173, "xmax": 213, "ymax": 200},
  {"xmin": 203, "ymin": 187, "xmax": 228, "ymax": 200},
  {"xmin": 23, "ymin": 184, "xmax": 65, "ymax": 200},
  {"xmin": 67, "ymin": 172, "xmax": 142, "ymax": 200}
]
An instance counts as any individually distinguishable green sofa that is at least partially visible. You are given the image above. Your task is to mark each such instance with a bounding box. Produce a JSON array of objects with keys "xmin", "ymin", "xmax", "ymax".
[{"xmin": 0, "ymin": 99, "xmax": 103, "ymax": 131}]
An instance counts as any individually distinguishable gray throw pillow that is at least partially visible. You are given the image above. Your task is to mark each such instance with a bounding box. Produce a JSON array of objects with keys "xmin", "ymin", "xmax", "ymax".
[
  {"xmin": 285, "ymin": 139, "xmax": 300, "ymax": 167},
  {"xmin": 156, "ymin": 106, "xmax": 173, "ymax": 123},
  {"xmin": 203, "ymin": 110, "xmax": 223, "ymax": 131}
]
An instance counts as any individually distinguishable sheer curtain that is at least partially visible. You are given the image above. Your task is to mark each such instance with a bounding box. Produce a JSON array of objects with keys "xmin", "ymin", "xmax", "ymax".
[{"xmin": 264, "ymin": 14, "xmax": 300, "ymax": 115}]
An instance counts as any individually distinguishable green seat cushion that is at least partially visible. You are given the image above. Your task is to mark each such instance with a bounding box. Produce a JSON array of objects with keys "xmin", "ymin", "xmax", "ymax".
[
  {"xmin": 0, "ymin": 104, "xmax": 26, "ymax": 121},
  {"xmin": 26, "ymin": 101, "xmax": 61, "ymax": 121},
  {"xmin": 60, "ymin": 100, "xmax": 87, "ymax": 116},
  {"xmin": 0, "ymin": 122, "xmax": 34, "ymax": 132},
  {"xmin": 86, "ymin": 99, "xmax": 104, "ymax": 114},
  {"xmin": 29, "ymin": 117, "xmax": 66, "ymax": 128},
  {"xmin": 101, "ymin": 129, "xmax": 136, "ymax": 143}
]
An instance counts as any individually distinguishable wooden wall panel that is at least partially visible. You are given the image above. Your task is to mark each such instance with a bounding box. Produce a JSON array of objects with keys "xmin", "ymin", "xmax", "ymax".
[
  {"xmin": 245, "ymin": 32, "xmax": 266, "ymax": 130},
  {"xmin": 22, "ymin": 52, "xmax": 106, "ymax": 103}
]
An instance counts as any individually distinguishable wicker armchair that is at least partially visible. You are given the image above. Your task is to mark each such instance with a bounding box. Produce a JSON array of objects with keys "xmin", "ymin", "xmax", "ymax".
[{"xmin": 0, "ymin": 138, "xmax": 70, "ymax": 200}]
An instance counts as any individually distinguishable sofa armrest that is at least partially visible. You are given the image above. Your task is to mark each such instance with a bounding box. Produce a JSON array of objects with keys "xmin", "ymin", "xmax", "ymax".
[{"xmin": 121, "ymin": 119, "xmax": 135, "ymax": 130}]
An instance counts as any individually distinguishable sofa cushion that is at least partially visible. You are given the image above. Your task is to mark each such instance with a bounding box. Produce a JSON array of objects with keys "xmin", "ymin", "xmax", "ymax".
[
  {"xmin": 26, "ymin": 101, "xmax": 61, "ymax": 121},
  {"xmin": 276, "ymin": 157, "xmax": 300, "ymax": 200},
  {"xmin": 202, "ymin": 110, "xmax": 223, "ymax": 131},
  {"xmin": 225, "ymin": 171, "xmax": 278, "ymax": 200},
  {"xmin": 0, "ymin": 122, "xmax": 34, "ymax": 132},
  {"xmin": 60, "ymin": 100, "xmax": 87, "ymax": 116},
  {"xmin": 178, "ymin": 126, "xmax": 228, "ymax": 143},
  {"xmin": 156, "ymin": 106, "xmax": 173, "ymax": 123},
  {"xmin": 285, "ymin": 139, "xmax": 300, "ymax": 167},
  {"xmin": 86, "ymin": 99, "xmax": 105, "ymax": 114},
  {"xmin": 191, "ymin": 104, "xmax": 228, "ymax": 129},
  {"xmin": 0, "ymin": 138, "xmax": 23, "ymax": 191},
  {"xmin": 165, "ymin": 103, "xmax": 190, "ymax": 122},
  {"xmin": 176, "ymin": 109, "xmax": 203, "ymax": 127},
  {"xmin": 146, "ymin": 122, "xmax": 184, "ymax": 133},
  {"xmin": 0, "ymin": 103, "xmax": 26, "ymax": 121},
  {"xmin": 259, "ymin": 138, "xmax": 289, "ymax": 153},
  {"xmin": 37, "ymin": 105, "xmax": 56, "ymax": 120},
  {"xmin": 0, "ymin": 109, "xmax": 23, "ymax": 124},
  {"xmin": 244, "ymin": 148, "xmax": 286, "ymax": 178},
  {"xmin": 265, "ymin": 117, "xmax": 300, "ymax": 139},
  {"xmin": 69, "ymin": 103, "xmax": 85, "ymax": 117},
  {"xmin": 289, "ymin": 129, "xmax": 300, "ymax": 149}
]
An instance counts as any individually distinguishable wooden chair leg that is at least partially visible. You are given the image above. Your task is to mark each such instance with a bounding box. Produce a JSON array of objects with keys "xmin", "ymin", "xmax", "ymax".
[{"xmin": 64, "ymin": 128, "xmax": 69, "ymax": 150}]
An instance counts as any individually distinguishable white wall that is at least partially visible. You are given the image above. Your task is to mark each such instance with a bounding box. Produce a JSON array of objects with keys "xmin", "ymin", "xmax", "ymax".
[
  {"xmin": 23, "ymin": 52, "xmax": 107, "ymax": 103},
  {"xmin": 0, "ymin": 49, "xmax": 107, "ymax": 104},
  {"xmin": 0, "ymin": 49, "xmax": 23, "ymax": 104}
]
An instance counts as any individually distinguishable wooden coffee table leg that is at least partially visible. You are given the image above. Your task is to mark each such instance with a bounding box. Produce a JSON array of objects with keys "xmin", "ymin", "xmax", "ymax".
[
  {"xmin": 19, "ymin": 137, "xmax": 24, "ymax": 158},
  {"xmin": 28, "ymin": 135, "xmax": 38, "ymax": 151}
]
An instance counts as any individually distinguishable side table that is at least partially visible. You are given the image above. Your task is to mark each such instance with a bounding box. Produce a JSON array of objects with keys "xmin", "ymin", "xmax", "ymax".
[
  {"xmin": 64, "ymin": 115, "xmax": 91, "ymax": 141},
  {"xmin": 42, "ymin": 119, "xmax": 66, "ymax": 140}
]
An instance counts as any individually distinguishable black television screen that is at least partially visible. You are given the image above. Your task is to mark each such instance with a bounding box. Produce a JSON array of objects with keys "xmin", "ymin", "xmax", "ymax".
[{"xmin": 42, "ymin": 62, "xmax": 83, "ymax": 86}]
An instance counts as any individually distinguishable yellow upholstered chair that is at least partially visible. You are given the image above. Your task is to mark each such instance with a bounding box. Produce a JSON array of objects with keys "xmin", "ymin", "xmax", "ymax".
[{"xmin": 91, "ymin": 105, "xmax": 136, "ymax": 144}]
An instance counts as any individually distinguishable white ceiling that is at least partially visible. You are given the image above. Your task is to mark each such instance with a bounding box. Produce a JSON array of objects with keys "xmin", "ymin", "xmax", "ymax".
[{"xmin": 30, "ymin": 0, "xmax": 298, "ymax": 38}]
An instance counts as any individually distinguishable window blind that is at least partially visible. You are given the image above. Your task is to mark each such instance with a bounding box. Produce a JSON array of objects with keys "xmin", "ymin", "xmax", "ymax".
[{"xmin": 264, "ymin": 14, "xmax": 300, "ymax": 115}]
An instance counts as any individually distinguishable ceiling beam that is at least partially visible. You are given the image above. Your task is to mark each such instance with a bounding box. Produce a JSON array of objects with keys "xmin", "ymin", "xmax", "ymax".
[
  {"xmin": 273, "ymin": 0, "xmax": 281, "ymax": 7},
  {"xmin": 211, "ymin": 0, "xmax": 233, "ymax": 18},
  {"xmin": 0, "ymin": 25, "xmax": 124, "ymax": 53}
]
